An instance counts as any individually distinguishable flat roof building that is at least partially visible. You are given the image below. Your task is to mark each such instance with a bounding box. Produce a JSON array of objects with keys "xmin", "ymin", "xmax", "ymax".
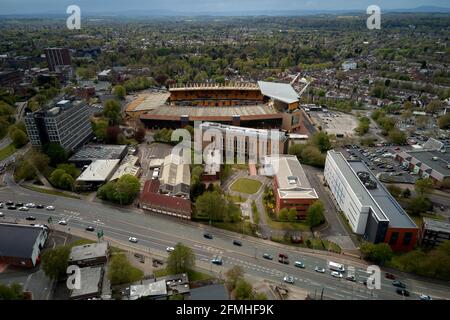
[
  {"xmin": 69, "ymin": 242, "xmax": 109, "ymax": 267},
  {"xmin": 325, "ymin": 150, "xmax": 418, "ymax": 252},
  {"xmin": 110, "ymin": 155, "xmax": 140, "ymax": 181},
  {"xmin": 264, "ymin": 155, "xmax": 318, "ymax": 219},
  {"xmin": 127, "ymin": 273, "xmax": 190, "ymax": 300},
  {"xmin": 69, "ymin": 144, "xmax": 128, "ymax": 166},
  {"xmin": 69, "ymin": 266, "xmax": 104, "ymax": 300},
  {"xmin": 0, "ymin": 223, "xmax": 49, "ymax": 268},
  {"xmin": 159, "ymin": 154, "xmax": 190, "ymax": 198},
  {"xmin": 76, "ymin": 159, "xmax": 120, "ymax": 187},
  {"xmin": 420, "ymin": 218, "xmax": 450, "ymax": 249}
]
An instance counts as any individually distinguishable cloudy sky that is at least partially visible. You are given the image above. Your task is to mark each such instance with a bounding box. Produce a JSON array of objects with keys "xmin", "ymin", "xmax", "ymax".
[{"xmin": 1, "ymin": 0, "xmax": 449, "ymax": 15}]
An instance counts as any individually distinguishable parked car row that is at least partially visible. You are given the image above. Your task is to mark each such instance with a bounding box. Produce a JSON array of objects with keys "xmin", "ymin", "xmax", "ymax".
[{"xmin": 1, "ymin": 201, "xmax": 54, "ymax": 211}]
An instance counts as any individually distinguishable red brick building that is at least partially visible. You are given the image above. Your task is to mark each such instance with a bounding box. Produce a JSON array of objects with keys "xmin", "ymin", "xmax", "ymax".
[
  {"xmin": 384, "ymin": 228, "xmax": 418, "ymax": 252},
  {"xmin": 266, "ymin": 155, "xmax": 318, "ymax": 219}
]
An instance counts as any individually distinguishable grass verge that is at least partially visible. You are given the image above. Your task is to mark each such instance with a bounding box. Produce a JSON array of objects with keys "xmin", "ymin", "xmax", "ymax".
[
  {"xmin": 230, "ymin": 178, "xmax": 262, "ymax": 194},
  {"xmin": 154, "ymin": 268, "xmax": 213, "ymax": 282},
  {"xmin": 22, "ymin": 185, "xmax": 81, "ymax": 199},
  {"xmin": 0, "ymin": 143, "xmax": 16, "ymax": 161}
]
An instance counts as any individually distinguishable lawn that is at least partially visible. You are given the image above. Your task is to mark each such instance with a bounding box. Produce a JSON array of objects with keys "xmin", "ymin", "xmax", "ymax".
[
  {"xmin": 154, "ymin": 268, "xmax": 213, "ymax": 282},
  {"xmin": 226, "ymin": 194, "xmax": 247, "ymax": 203},
  {"xmin": 0, "ymin": 143, "xmax": 16, "ymax": 161},
  {"xmin": 22, "ymin": 185, "xmax": 81, "ymax": 199},
  {"xmin": 263, "ymin": 207, "xmax": 310, "ymax": 232},
  {"xmin": 230, "ymin": 178, "xmax": 262, "ymax": 194}
]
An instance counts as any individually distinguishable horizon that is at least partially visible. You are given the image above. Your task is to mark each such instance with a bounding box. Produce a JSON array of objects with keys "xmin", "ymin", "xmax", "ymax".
[{"xmin": 1, "ymin": 0, "xmax": 450, "ymax": 16}]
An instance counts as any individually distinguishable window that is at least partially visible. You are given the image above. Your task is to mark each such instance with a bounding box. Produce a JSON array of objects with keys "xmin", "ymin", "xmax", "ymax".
[
  {"xmin": 402, "ymin": 232, "xmax": 413, "ymax": 246},
  {"xmin": 389, "ymin": 232, "xmax": 399, "ymax": 245}
]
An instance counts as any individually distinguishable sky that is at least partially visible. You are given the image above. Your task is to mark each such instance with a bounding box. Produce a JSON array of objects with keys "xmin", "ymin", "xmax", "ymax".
[{"xmin": 1, "ymin": 0, "xmax": 450, "ymax": 15}]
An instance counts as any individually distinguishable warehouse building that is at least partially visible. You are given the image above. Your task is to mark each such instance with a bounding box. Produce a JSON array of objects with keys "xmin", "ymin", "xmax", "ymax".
[
  {"xmin": 69, "ymin": 144, "xmax": 128, "ymax": 167},
  {"xmin": 0, "ymin": 223, "xmax": 49, "ymax": 268},
  {"xmin": 264, "ymin": 155, "xmax": 318, "ymax": 219},
  {"xmin": 325, "ymin": 150, "xmax": 418, "ymax": 252},
  {"xmin": 76, "ymin": 159, "xmax": 121, "ymax": 189}
]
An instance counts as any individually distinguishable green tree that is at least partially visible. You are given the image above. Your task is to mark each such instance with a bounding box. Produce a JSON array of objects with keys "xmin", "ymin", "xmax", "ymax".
[
  {"xmin": 306, "ymin": 201, "xmax": 325, "ymax": 228},
  {"xmin": 9, "ymin": 126, "xmax": 28, "ymax": 148},
  {"xmin": 225, "ymin": 266, "xmax": 245, "ymax": 293},
  {"xmin": 29, "ymin": 150, "xmax": 50, "ymax": 172},
  {"xmin": 0, "ymin": 283, "xmax": 26, "ymax": 300},
  {"xmin": 402, "ymin": 188, "xmax": 411, "ymax": 198},
  {"xmin": 14, "ymin": 160, "xmax": 36, "ymax": 181},
  {"xmin": 41, "ymin": 246, "xmax": 71, "ymax": 280},
  {"xmin": 438, "ymin": 113, "xmax": 450, "ymax": 130},
  {"xmin": 166, "ymin": 243, "xmax": 196, "ymax": 275},
  {"xmin": 43, "ymin": 143, "xmax": 68, "ymax": 166},
  {"xmin": 108, "ymin": 254, "xmax": 144, "ymax": 285},
  {"xmin": 92, "ymin": 119, "xmax": 109, "ymax": 141},
  {"xmin": 234, "ymin": 279, "xmax": 253, "ymax": 300},
  {"xmin": 312, "ymin": 131, "xmax": 331, "ymax": 153},
  {"xmin": 195, "ymin": 191, "xmax": 227, "ymax": 221},
  {"xmin": 113, "ymin": 85, "xmax": 126, "ymax": 99},
  {"xmin": 56, "ymin": 163, "xmax": 80, "ymax": 179},
  {"xmin": 408, "ymin": 196, "xmax": 432, "ymax": 216},
  {"xmin": 115, "ymin": 174, "xmax": 141, "ymax": 204},
  {"xmin": 415, "ymin": 178, "xmax": 434, "ymax": 197},
  {"xmin": 426, "ymin": 100, "xmax": 443, "ymax": 114},
  {"xmin": 278, "ymin": 208, "xmax": 288, "ymax": 221},
  {"xmin": 388, "ymin": 129, "xmax": 406, "ymax": 145},
  {"xmin": 360, "ymin": 242, "xmax": 393, "ymax": 265},
  {"xmin": 103, "ymin": 99, "xmax": 121, "ymax": 124},
  {"xmin": 288, "ymin": 208, "xmax": 297, "ymax": 221},
  {"xmin": 387, "ymin": 185, "xmax": 402, "ymax": 199}
]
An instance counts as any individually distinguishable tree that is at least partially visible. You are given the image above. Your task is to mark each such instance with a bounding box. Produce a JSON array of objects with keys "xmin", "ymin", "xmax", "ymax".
[
  {"xmin": 56, "ymin": 163, "xmax": 80, "ymax": 179},
  {"xmin": 108, "ymin": 254, "xmax": 144, "ymax": 285},
  {"xmin": 92, "ymin": 119, "xmax": 109, "ymax": 141},
  {"xmin": 43, "ymin": 143, "xmax": 68, "ymax": 166},
  {"xmin": 0, "ymin": 283, "xmax": 26, "ymax": 300},
  {"xmin": 234, "ymin": 279, "xmax": 253, "ymax": 300},
  {"xmin": 360, "ymin": 242, "xmax": 393, "ymax": 265},
  {"xmin": 134, "ymin": 126, "xmax": 146, "ymax": 143},
  {"xmin": 402, "ymin": 188, "xmax": 411, "ymax": 199},
  {"xmin": 97, "ymin": 174, "xmax": 140, "ymax": 205},
  {"xmin": 438, "ymin": 113, "xmax": 450, "ymax": 130},
  {"xmin": 195, "ymin": 191, "xmax": 227, "ymax": 221},
  {"xmin": 106, "ymin": 125, "xmax": 121, "ymax": 144},
  {"xmin": 225, "ymin": 266, "xmax": 245, "ymax": 293},
  {"xmin": 388, "ymin": 129, "xmax": 406, "ymax": 145},
  {"xmin": 306, "ymin": 201, "xmax": 325, "ymax": 228},
  {"xmin": 312, "ymin": 131, "xmax": 331, "ymax": 153},
  {"xmin": 29, "ymin": 150, "xmax": 50, "ymax": 172},
  {"xmin": 103, "ymin": 99, "xmax": 121, "ymax": 124},
  {"xmin": 408, "ymin": 196, "xmax": 432, "ymax": 216},
  {"xmin": 41, "ymin": 246, "xmax": 71, "ymax": 280},
  {"xmin": 415, "ymin": 178, "xmax": 434, "ymax": 197},
  {"xmin": 288, "ymin": 208, "xmax": 297, "ymax": 221},
  {"xmin": 278, "ymin": 208, "xmax": 288, "ymax": 221},
  {"xmin": 387, "ymin": 185, "xmax": 402, "ymax": 199},
  {"xmin": 426, "ymin": 100, "xmax": 443, "ymax": 114},
  {"xmin": 9, "ymin": 126, "xmax": 28, "ymax": 148},
  {"xmin": 166, "ymin": 243, "xmax": 196, "ymax": 275},
  {"xmin": 113, "ymin": 85, "xmax": 126, "ymax": 99}
]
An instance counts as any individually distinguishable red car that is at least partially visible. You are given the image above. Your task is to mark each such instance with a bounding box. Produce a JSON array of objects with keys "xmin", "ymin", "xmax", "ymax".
[
  {"xmin": 385, "ymin": 272, "xmax": 395, "ymax": 280},
  {"xmin": 278, "ymin": 253, "xmax": 289, "ymax": 264}
]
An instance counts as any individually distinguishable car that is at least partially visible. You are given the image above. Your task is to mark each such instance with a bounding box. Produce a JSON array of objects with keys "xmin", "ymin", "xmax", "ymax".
[
  {"xmin": 25, "ymin": 203, "xmax": 36, "ymax": 208},
  {"xmin": 203, "ymin": 233, "xmax": 213, "ymax": 239},
  {"xmin": 233, "ymin": 240, "xmax": 242, "ymax": 246},
  {"xmin": 0, "ymin": 203, "xmax": 3, "ymax": 208},
  {"xmin": 19, "ymin": 207, "xmax": 29, "ymax": 211},
  {"xmin": 36, "ymin": 204, "xmax": 44, "ymax": 209},
  {"xmin": 419, "ymin": 294, "xmax": 432, "ymax": 301},
  {"xmin": 262, "ymin": 253, "xmax": 273, "ymax": 260},
  {"xmin": 278, "ymin": 257, "xmax": 289, "ymax": 265},
  {"xmin": 396, "ymin": 288, "xmax": 410, "ymax": 297},
  {"xmin": 46, "ymin": 206, "xmax": 55, "ymax": 211},
  {"xmin": 315, "ymin": 266, "xmax": 325, "ymax": 273},
  {"xmin": 0, "ymin": 212, "xmax": 4, "ymax": 218},
  {"xmin": 128, "ymin": 237, "xmax": 138, "ymax": 243},
  {"xmin": 166, "ymin": 246, "xmax": 175, "ymax": 252},
  {"xmin": 5, "ymin": 201, "xmax": 13, "ymax": 206},
  {"xmin": 294, "ymin": 261, "xmax": 305, "ymax": 268},
  {"xmin": 16, "ymin": 202, "xmax": 24, "ymax": 207},
  {"xmin": 278, "ymin": 253, "xmax": 288, "ymax": 259},
  {"xmin": 331, "ymin": 271, "xmax": 343, "ymax": 278},
  {"xmin": 392, "ymin": 281, "xmax": 406, "ymax": 288},
  {"xmin": 85, "ymin": 226, "xmax": 95, "ymax": 232},
  {"xmin": 7, "ymin": 205, "xmax": 17, "ymax": 210},
  {"xmin": 58, "ymin": 220, "xmax": 67, "ymax": 226},
  {"xmin": 211, "ymin": 256, "xmax": 223, "ymax": 265},
  {"xmin": 345, "ymin": 275, "xmax": 356, "ymax": 282},
  {"xmin": 26, "ymin": 216, "xmax": 36, "ymax": 221},
  {"xmin": 385, "ymin": 272, "xmax": 395, "ymax": 280},
  {"xmin": 283, "ymin": 276, "xmax": 295, "ymax": 284}
]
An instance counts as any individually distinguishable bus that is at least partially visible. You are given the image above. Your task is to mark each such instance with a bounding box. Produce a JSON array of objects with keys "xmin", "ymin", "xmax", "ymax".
[{"xmin": 328, "ymin": 261, "xmax": 345, "ymax": 273}]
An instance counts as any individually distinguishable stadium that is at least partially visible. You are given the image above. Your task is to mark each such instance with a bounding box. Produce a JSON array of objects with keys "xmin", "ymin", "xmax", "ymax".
[{"xmin": 126, "ymin": 80, "xmax": 310, "ymax": 132}]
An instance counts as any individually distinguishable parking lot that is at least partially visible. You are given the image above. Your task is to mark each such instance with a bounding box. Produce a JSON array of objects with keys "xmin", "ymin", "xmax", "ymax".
[{"xmin": 309, "ymin": 111, "xmax": 358, "ymax": 136}]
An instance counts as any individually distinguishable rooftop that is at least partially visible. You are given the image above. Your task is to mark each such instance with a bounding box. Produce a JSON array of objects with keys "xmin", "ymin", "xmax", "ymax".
[
  {"xmin": 169, "ymin": 82, "xmax": 259, "ymax": 91},
  {"xmin": 70, "ymin": 266, "xmax": 103, "ymax": 299},
  {"xmin": 0, "ymin": 223, "xmax": 47, "ymax": 259},
  {"xmin": 110, "ymin": 155, "xmax": 140, "ymax": 181},
  {"xmin": 265, "ymin": 155, "xmax": 318, "ymax": 200},
  {"xmin": 200, "ymin": 121, "xmax": 287, "ymax": 140},
  {"xmin": 69, "ymin": 242, "xmax": 109, "ymax": 263},
  {"xmin": 69, "ymin": 144, "xmax": 127, "ymax": 163},
  {"xmin": 76, "ymin": 159, "xmax": 120, "ymax": 182},
  {"xmin": 160, "ymin": 154, "xmax": 190, "ymax": 190},
  {"xmin": 126, "ymin": 92, "xmax": 170, "ymax": 113},
  {"xmin": 403, "ymin": 148, "xmax": 450, "ymax": 177},
  {"xmin": 422, "ymin": 217, "xmax": 450, "ymax": 234},
  {"xmin": 140, "ymin": 104, "xmax": 281, "ymax": 122},
  {"xmin": 257, "ymin": 81, "xmax": 299, "ymax": 104},
  {"xmin": 128, "ymin": 273, "xmax": 189, "ymax": 300}
]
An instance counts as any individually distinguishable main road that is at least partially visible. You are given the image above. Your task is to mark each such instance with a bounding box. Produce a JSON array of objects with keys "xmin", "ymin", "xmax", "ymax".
[{"xmin": 1, "ymin": 173, "xmax": 449, "ymax": 301}]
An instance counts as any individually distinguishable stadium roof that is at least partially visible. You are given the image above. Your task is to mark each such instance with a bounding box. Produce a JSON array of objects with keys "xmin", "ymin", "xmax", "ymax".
[
  {"xmin": 169, "ymin": 82, "xmax": 259, "ymax": 91},
  {"xmin": 258, "ymin": 81, "xmax": 299, "ymax": 104},
  {"xmin": 126, "ymin": 92, "xmax": 170, "ymax": 113}
]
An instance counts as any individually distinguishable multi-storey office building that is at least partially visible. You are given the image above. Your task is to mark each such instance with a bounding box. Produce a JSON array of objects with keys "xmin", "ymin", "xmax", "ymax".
[
  {"xmin": 45, "ymin": 48, "xmax": 71, "ymax": 72},
  {"xmin": 324, "ymin": 150, "xmax": 418, "ymax": 252},
  {"xmin": 25, "ymin": 99, "xmax": 93, "ymax": 152}
]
